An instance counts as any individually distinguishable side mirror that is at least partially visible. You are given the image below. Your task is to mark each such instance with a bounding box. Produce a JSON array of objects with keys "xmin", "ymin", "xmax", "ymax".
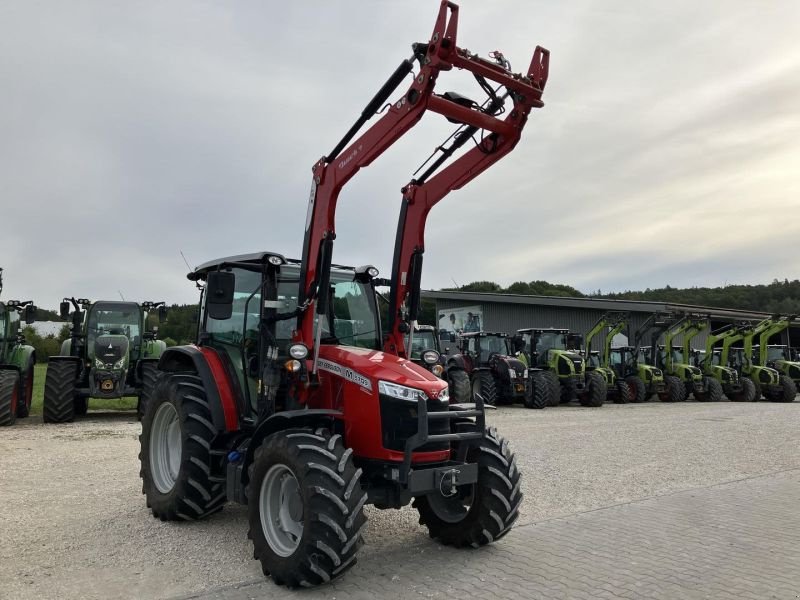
[
  {"xmin": 158, "ymin": 305, "xmax": 168, "ymax": 323},
  {"xmin": 60, "ymin": 301, "xmax": 71, "ymax": 319},
  {"xmin": 25, "ymin": 304, "xmax": 37, "ymax": 325},
  {"xmin": 206, "ymin": 271, "xmax": 235, "ymax": 320}
]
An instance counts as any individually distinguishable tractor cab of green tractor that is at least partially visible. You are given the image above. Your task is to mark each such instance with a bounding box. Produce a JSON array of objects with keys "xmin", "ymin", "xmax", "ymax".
[
  {"xmin": 0, "ymin": 286, "xmax": 38, "ymax": 426},
  {"xmin": 583, "ymin": 312, "xmax": 633, "ymax": 403},
  {"xmin": 738, "ymin": 317, "xmax": 798, "ymax": 402},
  {"xmin": 404, "ymin": 325, "xmax": 444, "ymax": 378}
]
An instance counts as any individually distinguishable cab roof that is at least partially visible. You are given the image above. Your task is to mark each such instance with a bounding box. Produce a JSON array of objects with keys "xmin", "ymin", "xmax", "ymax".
[{"xmin": 188, "ymin": 251, "xmax": 359, "ymax": 282}]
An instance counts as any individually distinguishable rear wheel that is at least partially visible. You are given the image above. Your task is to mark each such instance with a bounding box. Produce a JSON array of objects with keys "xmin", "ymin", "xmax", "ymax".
[
  {"xmin": 524, "ymin": 372, "xmax": 548, "ymax": 409},
  {"xmin": 139, "ymin": 372, "xmax": 226, "ymax": 520},
  {"xmin": 43, "ymin": 361, "xmax": 78, "ymax": 423},
  {"xmin": 138, "ymin": 361, "xmax": 160, "ymax": 420},
  {"xmin": 448, "ymin": 369, "xmax": 471, "ymax": 403},
  {"xmin": 472, "ymin": 371, "xmax": 497, "ymax": 406},
  {"xmin": 749, "ymin": 378, "xmax": 762, "ymax": 402},
  {"xmin": 247, "ymin": 428, "xmax": 366, "ymax": 588},
  {"xmin": 625, "ymin": 376, "xmax": 647, "ymax": 403},
  {"xmin": 415, "ymin": 425, "xmax": 521, "ymax": 548},
  {"xmin": 17, "ymin": 358, "xmax": 35, "ymax": 418},
  {"xmin": 579, "ymin": 372, "xmax": 606, "ymax": 407},
  {"xmin": 732, "ymin": 377, "xmax": 755, "ymax": 402},
  {"xmin": 0, "ymin": 370, "xmax": 20, "ymax": 426},
  {"xmin": 614, "ymin": 381, "xmax": 632, "ymax": 404},
  {"xmin": 703, "ymin": 377, "xmax": 723, "ymax": 402},
  {"xmin": 663, "ymin": 375, "xmax": 685, "ymax": 402},
  {"xmin": 543, "ymin": 371, "xmax": 560, "ymax": 407}
]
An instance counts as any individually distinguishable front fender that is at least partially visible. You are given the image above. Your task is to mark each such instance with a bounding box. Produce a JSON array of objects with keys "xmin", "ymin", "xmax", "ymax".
[{"xmin": 8, "ymin": 343, "xmax": 36, "ymax": 370}]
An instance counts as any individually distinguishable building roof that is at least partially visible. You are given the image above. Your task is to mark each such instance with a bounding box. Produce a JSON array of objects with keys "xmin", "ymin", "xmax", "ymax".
[{"xmin": 422, "ymin": 290, "xmax": 772, "ymax": 321}]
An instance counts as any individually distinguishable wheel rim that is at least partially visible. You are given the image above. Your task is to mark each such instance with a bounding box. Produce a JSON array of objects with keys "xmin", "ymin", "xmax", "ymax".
[
  {"xmin": 427, "ymin": 482, "xmax": 476, "ymax": 524},
  {"xmin": 260, "ymin": 464, "xmax": 304, "ymax": 557},
  {"xmin": 150, "ymin": 402, "xmax": 182, "ymax": 493}
]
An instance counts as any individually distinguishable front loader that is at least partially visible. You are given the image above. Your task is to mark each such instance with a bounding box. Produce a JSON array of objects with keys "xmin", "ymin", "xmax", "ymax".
[
  {"xmin": 631, "ymin": 313, "xmax": 684, "ymax": 402},
  {"xmin": 673, "ymin": 316, "xmax": 725, "ymax": 402},
  {"xmin": 0, "ymin": 268, "xmax": 38, "ymax": 426},
  {"xmin": 694, "ymin": 322, "xmax": 749, "ymax": 401},
  {"xmin": 43, "ymin": 298, "xmax": 167, "ymax": 422},
  {"xmin": 138, "ymin": 2, "xmax": 548, "ymax": 588},
  {"xmin": 753, "ymin": 315, "xmax": 800, "ymax": 395},
  {"xmin": 584, "ymin": 312, "xmax": 632, "ymax": 403}
]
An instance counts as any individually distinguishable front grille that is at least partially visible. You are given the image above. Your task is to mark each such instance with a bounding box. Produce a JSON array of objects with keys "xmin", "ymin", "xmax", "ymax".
[
  {"xmin": 379, "ymin": 394, "xmax": 450, "ymax": 452},
  {"xmin": 557, "ymin": 356, "xmax": 572, "ymax": 375}
]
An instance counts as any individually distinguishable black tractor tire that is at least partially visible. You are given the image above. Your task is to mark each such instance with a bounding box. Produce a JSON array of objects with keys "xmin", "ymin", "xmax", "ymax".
[
  {"xmin": 139, "ymin": 372, "xmax": 226, "ymax": 521},
  {"xmin": 414, "ymin": 425, "xmax": 522, "ymax": 548},
  {"xmin": 43, "ymin": 361, "xmax": 78, "ymax": 423},
  {"xmin": 579, "ymin": 371, "xmax": 606, "ymax": 407},
  {"xmin": 613, "ymin": 381, "xmax": 632, "ymax": 404},
  {"xmin": 524, "ymin": 372, "xmax": 548, "ymax": 409},
  {"xmin": 543, "ymin": 371, "xmax": 560, "ymax": 407},
  {"xmin": 771, "ymin": 376, "xmax": 797, "ymax": 403},
  {"xmin": 559, "ymin": 378, "xmax": 576, "ymax": 404},
  {"xmin": 704, "ymin": 377, "xmax": 724, "ymax": 402},
  {"xmin": 663, "ymin": 375, "xmax": 685, "ymax": 402},
  {"xmin": 74, "ymin": 396, "xmax": 88, "ymax": 416},
  {"xmin": 0, "ymin": 370, "xmax": 20, "ymax": 426},
  {"xmin": 625, "ymin": 376, "xmax": 647, "ymax": 403},
  {"xmin": 17, "ymin": 358, "xmax": 35, "ymax": 418},
  {"xmin": 472, "ymin": 371, "xmax": 498, "ymax": 406},
  {"xmin": 247, "ymin": 428, "xmax": 367, "ymax": 588},
  {"xmin": 731, "ymin": 377, "xmax": 755, "ymax": 402},
  {"xmin": 448, "ymin": 368, "xmax": 472, "ymax": 404},
  {"xmin": 138, "ymin": 361, "xmax": 160, "ymax": 421}
]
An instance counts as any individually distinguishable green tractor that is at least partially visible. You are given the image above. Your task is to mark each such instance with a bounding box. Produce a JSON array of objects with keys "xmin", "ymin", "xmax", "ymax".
[
  {"xmin": 693, "ymin": 322, "xmax": 750, "ymax": 401},
  {"xmin": 753, "ymin": 315, "xmax": 800, "ymax": 394},
  {"xmin": 517, "ymin": 327, "xmax": 605, "ymax": 407},
  {"xmin": 602, "ymin": 315, "xmax": 667, "ymax": 403},
  {"xmin": 659, "ymin": 314, "xmax": 710, "ymax": 401},
  {"xmin": 719, "ymin": 320, "xmax": 795, "ymax": 402},
  {"xmin": 584, "ymin": 312, "xmax": 632, "ymax": 404},
  {"xmin": 630, "ymin": 312, "xmax": 687, "ymax": 402},
  {"xmin": 0, "ymin": 269, "xmax": 38, "ymax": 426},
  {"xmin": 43, "ymin": 298, "xmax": 168, "ymax": 422}
]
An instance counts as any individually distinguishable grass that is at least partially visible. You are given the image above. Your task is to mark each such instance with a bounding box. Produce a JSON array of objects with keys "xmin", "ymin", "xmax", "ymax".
[{"xmin": 30, "ymin": 363, "xmax": 138, "ymax": 415}]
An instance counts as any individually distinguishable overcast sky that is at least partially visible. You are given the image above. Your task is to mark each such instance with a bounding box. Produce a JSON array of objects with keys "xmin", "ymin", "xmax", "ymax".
[{"xmin": 1, "ymin": 1, "xmax": 798, "ymax": 309}]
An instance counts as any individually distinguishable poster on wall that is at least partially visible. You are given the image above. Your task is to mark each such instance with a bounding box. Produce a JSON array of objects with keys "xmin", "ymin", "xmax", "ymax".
[{"xmin": 438, "ymin": 305, "xmax": 483, "ymax": 338}]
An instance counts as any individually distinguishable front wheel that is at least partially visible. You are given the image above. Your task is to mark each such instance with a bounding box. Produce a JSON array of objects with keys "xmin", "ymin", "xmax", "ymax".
[
  {"xmin": 414, "ymin": 425, "xmax": 522, "ymax": 547},
  {"xmin": 625, "ymin": 375, "xmax": 647, "ymax": 403},
  {"xmin": 543, "ymin": 371, "xmax": 560, "ymax": 407},
  {"xmin": 247, "ymin": 428, "xmax": 367, "ymax": 588},
  {"xmin": 704, "ymin": 377, "xmax": 723, "ymax": 402},
  {"xmin": 43, "ymin": 360, "xmax": 78, "ymax": 423},
  {"xmin": 524, "ymin": 372, "xmax": 548, "ymax": 409},
  {"xmin": 771, "ymin": 376, "xmax": 797, "ymax": 403},
  {"xmin": 615, "ymin": 381, "xmax": 632, "ymax": 404},
  {"xmin": 447, "ymin": 368, "xmax": 471, "ymax": 404},
  {"xmin": 472, "ymin": 371, "xmax": 497, "ymax": 406},
  {"xmin": 732, "ymin": 377, "xmax": 756, "ymax": 402},
  {"xmin": 139, "ymin": 372, "xmax": 226, "ymax": 520},
  {"xmin": 0, "ymin": 370, "xmax": 20, "ymax": 426},
  {"xmin": 663, "ymin": 375, "xmax": 686, "ymax": 402},
  {"xmin": 17, "ymin": 358, "xmax": 35, "ymax": 418},
  {"xmin": 579, "ymin": 371, "xmax": 606, "ymax": 407}
]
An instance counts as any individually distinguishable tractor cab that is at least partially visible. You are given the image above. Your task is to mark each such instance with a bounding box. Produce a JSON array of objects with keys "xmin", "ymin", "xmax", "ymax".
[{"xmin": 403, "ymin": 325, "xmax": 444, "ymax": 378}]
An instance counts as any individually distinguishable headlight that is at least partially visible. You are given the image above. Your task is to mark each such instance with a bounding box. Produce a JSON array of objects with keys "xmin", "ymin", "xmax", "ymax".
[
  {"xmin": 508, "ymin": 370, "xmax": 516, "ymax": 379},
  {"xmin": 113, "ymin": 357, "xmax": 126, "ymax": 369},
  {"xmin": 378, "ymin": 380, "xmax": 426, "ymax": 402},
  {"xmin": 437, "ymin": 387, "xmax": 449, "ymax": 403},
  {"xmin": 431, "ymin": 364, "xmax": 444, "ymax": 377},
  {"xmin": 421, "ymin": 350, "xmax": 440, "ymax": 365},
  {"xmin": 523, "ymin": 368, "xmax": 529, "ymax": 379},
  {"xmin": 289, "ymin": 343, "xmax": 309, "ymax": 359},
  {"xmin": 94, "ymin": 357, "xmax": 104, "ymax": 369}
]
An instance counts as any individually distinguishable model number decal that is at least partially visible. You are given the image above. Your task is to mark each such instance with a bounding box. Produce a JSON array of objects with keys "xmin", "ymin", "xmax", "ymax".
[{"xmin": 317, "ymin": 359, "xmax": 372, "ymax": 392}]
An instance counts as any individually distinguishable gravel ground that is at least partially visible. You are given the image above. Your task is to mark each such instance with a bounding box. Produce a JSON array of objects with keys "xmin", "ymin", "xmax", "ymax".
[{"xmin": 2, "ymin": 400, "xmax": 799, "ymax": 599}]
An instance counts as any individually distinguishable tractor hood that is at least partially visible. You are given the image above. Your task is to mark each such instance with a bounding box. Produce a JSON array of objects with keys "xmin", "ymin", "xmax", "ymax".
[
  {"xmin": 317, "ymin": 345, "xmax": 447, "ymax": 399},
  {"xmin": 93, "ymin": 335, "xmax": 130, "ymax": 367}
]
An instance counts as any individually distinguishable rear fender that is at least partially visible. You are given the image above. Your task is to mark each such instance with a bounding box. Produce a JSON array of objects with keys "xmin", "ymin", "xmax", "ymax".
[
  {"xmin": 158, "ymin": 346, "xmax": 239, "ymax": 432},
  {"xmin": 446, "ymin": 354, "xmax": 468, "ymax": 372},
  {"xmin": 241, "ymin": 409, "xmax": 343, "ymax": 487},
  {"xmin": 7, "ymin": 344, "xmax": 36, "ymax": 371}
]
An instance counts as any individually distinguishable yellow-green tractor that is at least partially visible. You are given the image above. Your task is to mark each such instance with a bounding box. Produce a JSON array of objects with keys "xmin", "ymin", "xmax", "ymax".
[
  {"xmin": 43, "ymin": 298, "xmax": 168, "ymax": 422},
  {"xmin": 517, "ymin": 327, "xmax": 605, "ymax": 407},
  {"xmin": 753, "ymin": 315, "xmax": 800, "ymax": 395},
  {"xmin": 0, "ymin": 269, "xmax": 38, "ymax": 426},
  {"xmin": 584, "ymin": 312, "xmax": 632, "ymax": 403},
  {"xmin": 693, "ymin": 322, "xmax": 751, "ymax": 401},
  {"xmin": 631, "ymin": 313, "xmax": 685, "ymax": 402}
]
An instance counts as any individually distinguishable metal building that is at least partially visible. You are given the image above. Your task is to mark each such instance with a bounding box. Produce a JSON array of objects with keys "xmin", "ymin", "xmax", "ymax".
[{"xmin": 422, "ymin": 290, "xmax": 799, "ymax": 352}]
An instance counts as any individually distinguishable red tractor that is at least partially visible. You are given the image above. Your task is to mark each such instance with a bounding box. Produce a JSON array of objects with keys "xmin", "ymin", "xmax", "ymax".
[{"xmin": 139, "ymin": 2, "xmax": 548, "ymax": 588}]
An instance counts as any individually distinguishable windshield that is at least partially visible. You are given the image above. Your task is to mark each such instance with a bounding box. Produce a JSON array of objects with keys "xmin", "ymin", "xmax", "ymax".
[
  {"xmin": 587, "ymin": 354, "xmax": 600, "ymax": 368},
  {"xmin": 670, "ymin": 349, "xmax": 684, "ymax": 363},
  {"xmin": 405, "ymin": 330, "xmax": 437, "ymax": 359},
  {"xmin": 88, "ymin": 302, "xmax": 141, "ymax": 351},
  {"xmin": 326, "ymin": 273, "xmax": 380, "ymax": 350},
  {"xmin": 767, "ymin": 346, "xmax": 787, "ymax": 361},
  {"xmin": 480, "ymin": 335, "xmax": 509, "ymax": 362},
  {"xmin": 531, "ymin": 331, "xmax": 566, "ymax": 353}
]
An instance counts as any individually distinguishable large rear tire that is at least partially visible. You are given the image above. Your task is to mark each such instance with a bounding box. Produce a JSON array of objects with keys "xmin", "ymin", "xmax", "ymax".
[
  {"xmin": 771, "ymin": 376, "xmax": 797, "ymax": 403},
  {"xmin": 524, "ymin": 372, "xmax": 548, "ymax": 409},
  {"xmin": 732, "ymin": 377, "xmax": 755, "ymax": 402},
  {"xmin": 139, "ymin": 372, "xmax": 226, "ymax": 520},
  {"xmin": 579, "ymin": 371, "xmax": 606, "ymax": 407},
  {"xmin": 448, "ymin": 369, "xmax": 471, "ymax": 404},
  {"xmin": 17, "ymin": 358, "xmax": 35, "ymax": 418},
  {"xmin": 43, "ymin": 361, "xmax": 78, "ymax": 423},
  {"xmin": 704, "ymin": 377, "xmax": 724, "ymax": 402},
  {"xmin": 138, "ymin": 361, "xmax": 160, "ymax": 421},
  {"xmin": 472, "ymin": 371, "xmax": 497, "ymax": 406},
  {"xmin": 625, "ymin": 375, "xmax": 647, "ymax": 403},
  {"xmin": 414, "ymin": 425, "xmax": 522, "ymax": 548},
  {"xmin": 0, "ymin": 370, "xmax": 20, "ymax": 426},
  {"xmin": 543, "ymin": 371, "xmax": 560, "ymax": 407},
  {"xmin": 614, "ymin": 381, "xmax": 632, "ymax": 404},
  {"xmin": 663, "ymin": 375, "xmax": 685, "ymax": 402},
  {"xmin": 247, "ymin": 428, "xmax": 366, "ymax": 588}
]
